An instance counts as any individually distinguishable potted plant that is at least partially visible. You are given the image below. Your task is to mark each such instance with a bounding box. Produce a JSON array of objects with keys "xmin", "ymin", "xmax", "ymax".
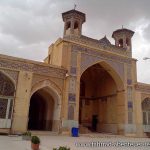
[
  {"xmin": 53, "ymin": 146, "xmax": 70, "ymax": 150},
  {"xmin": 31, "ymin": 136, "xmax": 40, "ymax": 150},
  {"xmin": 22, "ymin": 131, "xmax": 32, "ymax": 140}
]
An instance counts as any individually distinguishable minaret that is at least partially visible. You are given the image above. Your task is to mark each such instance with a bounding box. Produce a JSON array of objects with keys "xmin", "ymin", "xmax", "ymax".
[
  {"xmin": 62, "ymin": 9, "xmax": 86, "ymax": 37},
  {"xmin": 112, "ymin": 28, "xmax": 134, "ymax": 51}
]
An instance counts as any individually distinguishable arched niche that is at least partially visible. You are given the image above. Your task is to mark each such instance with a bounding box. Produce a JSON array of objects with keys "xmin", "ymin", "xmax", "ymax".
[
  {"xmin": 142, "ymin": 97, "xmax": 150, "ymax": 125},
  {"xmin": 29, "ymin": 80, "xmax": 62, "ymax": 132}
]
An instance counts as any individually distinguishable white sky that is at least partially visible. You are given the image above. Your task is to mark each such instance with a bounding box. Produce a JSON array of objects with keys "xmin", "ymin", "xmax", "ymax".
[{"xmin": 0, "ymin": 0, "xmax": 150, "ymax": 83}]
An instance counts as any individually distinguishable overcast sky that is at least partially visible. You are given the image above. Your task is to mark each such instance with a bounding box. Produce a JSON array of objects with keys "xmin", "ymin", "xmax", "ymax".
[{"xmin": 0, "ymin": 0, "xmax": 150, "ymax": 83}]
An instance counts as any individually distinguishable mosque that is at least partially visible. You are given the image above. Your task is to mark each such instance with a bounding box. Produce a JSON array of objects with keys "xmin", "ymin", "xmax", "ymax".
[{"xmin": 0, "ymin": 9, "xmax": 150, "ymax": 137}]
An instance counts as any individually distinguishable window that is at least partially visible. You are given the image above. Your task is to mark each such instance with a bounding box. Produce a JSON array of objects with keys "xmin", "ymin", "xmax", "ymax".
[
  {"xmin": 74, "ymin": 21, "xmax": 79, "ymax": 29},
  {"xmin": 143, "ymin": 111, "xmax": 147, "ymax": 125},
  {"xmin": 118, "ymin": 39, "xmax": 123, "ymax": 47},
  {"xmin": 142, "ymin": 98, "xmax": 150, "ymax": 125},
  {"xmin": 66, "ymin": 21, "xmax": 71, "ymax": 30},
  {"xmin": 143, "ymin": 111, "xmax": 150, "ymax": 125}
]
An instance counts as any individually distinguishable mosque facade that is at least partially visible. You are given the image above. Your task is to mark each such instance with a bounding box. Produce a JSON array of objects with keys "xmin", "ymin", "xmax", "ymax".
[{"xmin": 0, "ymin": 9, "xmax": 150, "ymax": 137}]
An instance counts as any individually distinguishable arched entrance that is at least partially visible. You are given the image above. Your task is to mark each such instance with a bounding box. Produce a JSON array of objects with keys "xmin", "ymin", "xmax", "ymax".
[
  {"xmin": 28, "ymin": 87, "xmax": 55, "ymax": 131},
  {"xmin": 79, "ymin": 62, "xmax": 124, "ymax": 134},
  {"xmin": 0, "ymin": 71, "xmax": 15, "ymax": 128}
]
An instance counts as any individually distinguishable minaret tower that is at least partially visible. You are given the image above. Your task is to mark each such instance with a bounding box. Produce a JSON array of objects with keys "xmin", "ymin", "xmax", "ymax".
[
  {"xmin": 62, "ymin": 9, "xmax": 86, "ymax": 37},
  {"xmin": 112, "ymin": 28, "xmax": 134, "ymax": 51}
]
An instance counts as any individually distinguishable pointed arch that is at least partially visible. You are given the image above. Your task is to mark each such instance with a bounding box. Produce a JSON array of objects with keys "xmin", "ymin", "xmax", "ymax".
[
  {"xmin": 81, "ymin": 61, "xmax": 124, "ymax": 91},
  {"xmin": 31, "ymin": 79, "xmax": 61, "ymax": 99},
  {"xmin": 0, "ymin": 70, "xmax": 15, "ymax": 129},
  {"xmin": 0, "ymin": 71, "xmax": 15, "ymax": 96},
  {"xmin": 0, "ymin": 70, "xmax": 16, "ymax": 88},
  {"xmin": 29, "ymin": 79, "xmax": 62, "ymax": 132},
  {"xmin": 142, "ymin": 97, "xmax": 150, "ymax": 126},
  {"xmin": 79, "ymin": 61, "xmax": 125, "ymax": 134}
]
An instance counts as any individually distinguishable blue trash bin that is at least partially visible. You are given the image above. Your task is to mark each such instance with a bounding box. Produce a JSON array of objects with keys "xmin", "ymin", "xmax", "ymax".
[{"xmin": 71, "ymin": 127, "xmax": 79, "ymax": 137}]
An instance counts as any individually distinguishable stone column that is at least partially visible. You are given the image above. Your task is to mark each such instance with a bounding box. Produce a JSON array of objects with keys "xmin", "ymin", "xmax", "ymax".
[
  {"xmin": 134, "ymin": 92, "xmax": 144, "ymax": 137},
  {"xmin": 11, "ymin": 71, "xmax": 32, "ymax": 133},
  {"xmin": 61, "ymin": 48, "xmax": 79, "ymax": 134},
  {"xmin": 116, "ymin": 90, "xmax": 126, "ymax": 134},
  {"xmin": 75, "ymin": 52, "xmax": 81, "ymax": 121},
  {"xmin": 70, "ymin": 18, "xmax": 74, "ymax": 35}
]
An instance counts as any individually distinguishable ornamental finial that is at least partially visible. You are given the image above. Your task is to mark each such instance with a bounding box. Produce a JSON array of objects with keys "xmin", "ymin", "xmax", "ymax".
[{"xmin": 74, "ymin": 4, "xmax": 77, "ymax": 10}]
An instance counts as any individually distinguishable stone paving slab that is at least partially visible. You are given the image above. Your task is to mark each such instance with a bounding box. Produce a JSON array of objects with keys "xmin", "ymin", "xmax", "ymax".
[{"xmin": 0, "ymin": 134, "xmax": 150, "ymax": 150}]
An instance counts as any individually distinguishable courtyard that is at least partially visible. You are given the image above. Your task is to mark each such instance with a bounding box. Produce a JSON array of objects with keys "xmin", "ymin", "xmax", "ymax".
[{"xmin": 0, "ymin": 134, "xmax": 150, "ymax": 150}]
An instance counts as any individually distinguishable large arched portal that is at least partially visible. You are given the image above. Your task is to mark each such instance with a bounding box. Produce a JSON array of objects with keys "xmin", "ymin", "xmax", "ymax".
[
  {"xmin": 79, "ymin": 63, "xmax": 124, "ymax": 134},
  {"xmin": 28, "ymin": 87, "xmax": 54, "ymax": 131}
]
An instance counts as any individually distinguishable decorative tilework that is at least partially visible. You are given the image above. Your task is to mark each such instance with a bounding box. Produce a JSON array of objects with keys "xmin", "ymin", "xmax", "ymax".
[
  {"xmin": 69, "ymin": 77, "xmax": 76, "ymax": 93},
  {"xmin": 127, "ymin": 87, "xmax": 132, "ymax": 102},
  {"xmin": 0, "ymin": 72, "xmax": 15, "ymax": 96},
  {"xmin": 0, "ymin": 58, "xmax": 66, "ymax": 79},
  {"xmin": 135, "ymin": 83, "xmax": 150, "ymax": 93},
  {"xmin": 127, "ymin": 79, "xmax": 132, "ymax": 85},
  {"xmin": 64, "ymin": 35, "xmax": 131, "ymax": 57},
  {"xmin": 68, "ymin": 93, "xmax": 76, "ymax": 102},
  {"xmin": 70, "ymin": 67, "xmax": 76, "ymax": 75},
  {"xmin": 127, "ymin": 86, "xmax": 133, "ymax": 123},
  {"xmin": 142, "ymin": 97, "xmax": 150, "ymax": 111},
  {"xmin": 71, "ymin": 51, "xmax": 77, "ymax": 67},
  {"xmin": 72, "ymin": 45, "xmax": 132, "ymax": 64},
  {"xmin": 0, "ymin": 69, "xmax": 18, "ymax": 84},
  {"xmin": 128, "ymin": 101, "xmax": 133, "ymax": 109},
  {"xmin": 68, "ymin": 49, "xmax": 77, "ymax": 103},
  {"xmin": 31, "ymin": 79, "xmax": 62, "ymax": 97},
  {"xmin": 80, "ymin": 53, "xmax": 124, "ymax": 80},
  {"xmin": 127, "ymin": 65, "xmax": 132, "ymax": 85},
  {"xmin": 127, "ymin": 65, "xmax": 132, "ymax": 79},
  {"xmin": 68, "ymin": 105, "xmax": 74, "ymax": 120}
]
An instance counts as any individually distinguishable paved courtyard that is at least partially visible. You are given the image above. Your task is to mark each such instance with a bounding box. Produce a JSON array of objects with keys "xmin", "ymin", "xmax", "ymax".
[{"xmin": 0, "ymin": 134, "xmax": 150, "ymax": 150}]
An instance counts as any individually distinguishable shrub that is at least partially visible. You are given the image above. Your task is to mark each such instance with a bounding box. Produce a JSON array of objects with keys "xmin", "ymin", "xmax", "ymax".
[
  {"xmin": 22, "ymin": 131, "xmax": 32, "ymax": 136},
  {"xmin": 31, "ymin": 136, "xmax": 40, "ymax": 144}
]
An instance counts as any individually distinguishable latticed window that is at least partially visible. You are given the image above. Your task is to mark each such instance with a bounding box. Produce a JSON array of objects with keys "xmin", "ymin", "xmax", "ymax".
[
  {"xmin": 0, "ymin": 99, "xmax": 8, "ymax": 119},
  {"xmin": 142, "ymin": 98, "xmax": 150, "ymax": 125},
  {"xmin": 143, "ymin": 111, "xmax": 150, "ymax": 125},
  {"xmin": 143, "ymin": 111, "xmax": 147, "ymax": 125},
  {"xmin": 0, "ymin": 72, "xmax": 15, "ymax": 96}
]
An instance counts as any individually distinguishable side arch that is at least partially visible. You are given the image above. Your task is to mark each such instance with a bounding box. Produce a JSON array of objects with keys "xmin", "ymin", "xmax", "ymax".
[
  {"xmin": 142, "ymin": 97, "xmax": 150, "ymax": 132},
  {"xmin": 0, "ymin": 70, "xmax": 15, "ymax": 129},
  {"xmin": 29, "ymin": 79, "xmax": 62, "ymax": 131},
  {"xmin": 142, "ymin": 97, "xmax": 150, "ymax": 111},
  {"xmin": 31, "ymin": 79, "xmax": 62, "ymax": 101}
]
